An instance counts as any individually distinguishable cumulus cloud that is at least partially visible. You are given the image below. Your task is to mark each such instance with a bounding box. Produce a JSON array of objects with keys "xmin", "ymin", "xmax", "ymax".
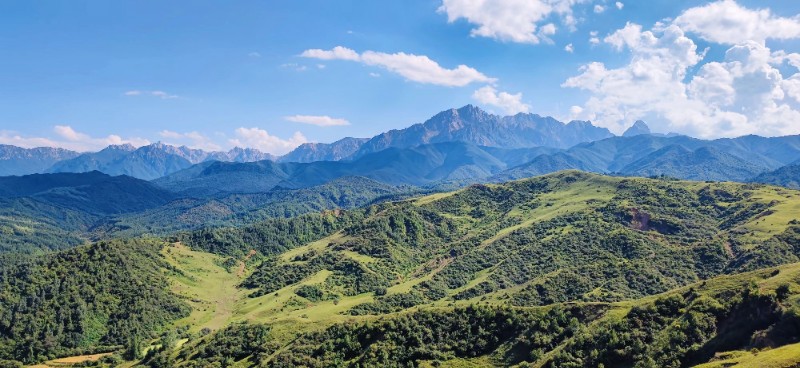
[
  {"xmin": 563, "ymin": 19, "xmax": 800, "ymax": 138},
  {"xmin": 301, "ymin": 46, "xmax": 495, "ymax": 87},
  {"xmin": 0, "ymin": 126, "xmax": 149, "ymax": 152},
  {"xmin": 124, "ymin": 90, "xmax": 179, "ymax": 99},
  {"xmin": 472, "ymin": 86, "xmax": 531, "ymax": 115},
  {"xmin": 158, "ymin": 130, "xmax": 223, "ymax": 151},
  {"xmin": 437, "ymin": 0, "xmax": 589, "ymax": 44},
  {"xmin": 228, "ymin": 128, "xmax": 307, "ymax": 155},
  {"xmin": 594, "ymin": 5, "xmax": 605, "ymax": 14},
  {"xmin": 674, "ymin": 0, "xmax": 800, "ymax": 44},
  {"xmin": 564, "ymin": 43, "xmax": 574, "ymax": 53},
  {"xmin": 285, "ymin": 115, "xmax": 350, "ymax": 127},
  {"xmin": 615, "ymin": 2, "xmax": 624, "ymax": 10}
]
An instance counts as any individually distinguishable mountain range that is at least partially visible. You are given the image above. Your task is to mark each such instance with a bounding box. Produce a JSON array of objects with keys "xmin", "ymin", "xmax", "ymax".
[
  {"xmin": 46, "ymin": 143, "xmax": 277, "ymax": 180},
  {"xmin": 150, "ymin": 134, "xmax": 800, "ymax": 195},
  {"xmin": 4, "ymin": 104, "xmax": 800, "ymax": 193},
  {"xmin": 0, "ymin": 105, "xmax": 618, "ymax": 178},
  {"xmin": 348, "ymin": 104, "xmax": 614, "ymax": 158},
  {"xmin": 0, "ymin": 144, "xmax": 80, "ymax": 176}
]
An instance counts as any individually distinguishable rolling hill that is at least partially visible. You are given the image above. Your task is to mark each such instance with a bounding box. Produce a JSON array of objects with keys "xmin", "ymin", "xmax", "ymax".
[
  {"xmin": 3, "ymin": 171, "xmax": 800, "ymax": 367},
  {"xmin": 0, "ymin": 171, "xmax": 415, "ymax": 253},
  {"xmin": 751, "ymin": 162, "xmax": 800, "ymax": 189}
]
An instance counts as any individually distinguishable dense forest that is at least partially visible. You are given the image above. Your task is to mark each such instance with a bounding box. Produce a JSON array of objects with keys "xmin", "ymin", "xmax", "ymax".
[
  {"xmin": 0, "ymin": 239, "xmax": 188, "ymax": 364},
  {"xmin": 0, "ymin": 175, "xmax": 413, "ymax": 254}
]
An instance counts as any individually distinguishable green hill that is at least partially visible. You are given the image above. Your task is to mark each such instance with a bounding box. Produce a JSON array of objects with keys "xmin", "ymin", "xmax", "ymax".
[{"xmin": 3, "ymin": 171, "xmax": 800, "ymax": 367}]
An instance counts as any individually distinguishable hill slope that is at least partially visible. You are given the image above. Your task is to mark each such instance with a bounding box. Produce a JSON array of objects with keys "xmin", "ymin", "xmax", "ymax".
[
  {"xmin": 0, "ymin": 172, "xmax": 415, "ymax": 253},
  {"xmin": 751, "ymin": 162, "xmax": 800, "ymax": 189},
  {"xmin": 167, "ymin": 172, "xmax": 800, "ymax": 367},
  {"xmin": 2, "ymin": 172, "xmax": 800, "ymax": 366}
]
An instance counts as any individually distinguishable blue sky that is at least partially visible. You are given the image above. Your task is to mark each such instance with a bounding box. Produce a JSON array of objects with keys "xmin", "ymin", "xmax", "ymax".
[{"xmin": 1, "ymin": 0, "xmax": 799, "ymax": 153}]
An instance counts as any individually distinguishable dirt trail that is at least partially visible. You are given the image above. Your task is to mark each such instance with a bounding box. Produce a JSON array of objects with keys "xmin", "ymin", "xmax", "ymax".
[
  {"xmin": 236, "ymin": 249, "xmax": 257, "ymax": 278},
  {"xmin": 28, "ymin": 353, "xmax": 113, "ymax": 367}
]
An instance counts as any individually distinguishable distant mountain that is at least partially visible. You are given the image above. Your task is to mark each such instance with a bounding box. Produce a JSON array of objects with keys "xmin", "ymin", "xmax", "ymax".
[
  {"xmin": 281, "ymin": 137, "xmax": 369, "ymax": 163},
  {"xmin": 622, "ymin": 120, "xmax": 651, "ymax": 137},
  {"xmin": 154, "ymin": 142, "xmax": 555, "ymax": 195},
  {"xmin": 154, "ymin": 133, "xmax": 800, "ymax": 196},
  {"xmin": 0, "ymin": 145, "xmax": 79, "ymax": 176},
  {"xmin": 491, "ymin": 152, "xmax": 593, "ymax": 182},
  {"xmin": 47, "ymin": 143, "xmax": 276, "ymax": 180},
  {"xmin": 210, "ymin": 147, "xmax": 277, "ymax": 162},
  {"xmin": 0, "ymin": 171, "xmax": 176, "ymax": 252},
  {"xmin": 49, "ymin": 143, "xmax": 192, "ymax": 180},
  {"xmin": 620, "ymin": 145, "xmax": 768, "ymax": 181},
  {"xmin": 488, "ymin": 134, "xmax": 800, "ymax": 184},
  {"xmin": 0, "ymin": 171, "xmax": 174, "ymax": 214},
  {"xmin": 750, "ymin": 161, "xmax": 800, "ymax": 189},
  {"xmin": 351, "ymin": 105, "xmax": 614, "ymax": 158}
]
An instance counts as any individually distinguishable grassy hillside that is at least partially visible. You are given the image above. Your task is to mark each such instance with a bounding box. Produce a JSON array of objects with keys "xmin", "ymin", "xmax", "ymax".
[
  {"xmin": 5, "ymin": 171, "xmax": 800, "ymax": 367},
  {"xmin": 163, "ymin": 259, "xmax": 800, "ymax": 367},
  {"xmin": 186, "ymin": 171, "xmax": 800, "ymax": 308}
]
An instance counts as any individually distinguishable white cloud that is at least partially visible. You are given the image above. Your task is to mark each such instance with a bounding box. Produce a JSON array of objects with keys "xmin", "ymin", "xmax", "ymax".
[
  {"xmin": 248, "ymin": 52, "xmax": 262, "ymax": 58},
  {"xmin": 0, "ymin": 126, "xmax": 149, "ymax": 152},
  {"xmin": 284, "ymin": 115, "xmax": 350, "ymax": 127},
  {"xmin": 563, "ymin": 20, "xmax": 800, "ymax": 138},
  {"xmin": 564, "ymin": 43, "xmax": 574, "ymax": 53},
  {"xmin": 124, "ymin": 90, "xmax": 179, "ymax": 99},
  {"xmin": 437, "ymin": 0, "xmax": 589, "ymax": 44},
  {"xmin": 300, "ymin": 46, "xmax": 360, "ymax": 61},
  {"xmin": 369, "ymin": 72, "xmax": 381, "ymax": 78},
  {"xmin": 594, "ymin": 5, "xmax": 605, "ymax": 14},
  {"xmin": 158, "ymin": 130, "xmax": 222, "ymax": 151},
  {"xmin": 674, "ymin": 0, "xmax": 800, "ymax": 44},
  {"xmin": 589, "ymin": 30, "xmax": 600, "ymax": 45},
  {"xmin": 228, "ymin": 128, "xmax": 307, "ymax": 155},
  {"xmin": 615, "ymin": 2, "xmax": 624, "ymax": 10},
  {"xmin": 301, "ymin": 46, "xmax": 495, "ymax": 87},
  {"xmin": 472, "ymin": 86, "xmax": 531, "ymax": 115}
]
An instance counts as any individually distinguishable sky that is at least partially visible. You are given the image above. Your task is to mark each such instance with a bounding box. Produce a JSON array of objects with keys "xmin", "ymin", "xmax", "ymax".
[{"xmin": 1, "ymin": 0, "xmax": 800, "ymax": 153}]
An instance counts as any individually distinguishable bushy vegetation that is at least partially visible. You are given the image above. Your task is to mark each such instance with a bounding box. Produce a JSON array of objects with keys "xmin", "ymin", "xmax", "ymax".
[
  {"xmin": 167, "ymin": 263, "xmax": 800, "ymax": 367},
  {"xmin": 196, "ymin": 172, "xmax": 800, "ymax": 310},
  {"xmin": 0, "ymin": 239, "xmax": 189, "ymax": 364},
  {"xmin": 0, "ymin": 175, "xmax": 414, "ymax": 254}
]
